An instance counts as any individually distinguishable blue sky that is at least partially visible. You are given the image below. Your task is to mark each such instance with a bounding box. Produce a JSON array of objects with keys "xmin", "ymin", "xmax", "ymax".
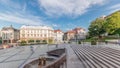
[{"xmin": 0, "ymin": 0, "xmax": 120, "ymax": 31}]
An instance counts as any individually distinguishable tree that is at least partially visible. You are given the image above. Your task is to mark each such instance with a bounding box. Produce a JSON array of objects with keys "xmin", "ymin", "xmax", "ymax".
[
  {"xmin": 113, "ymin": 28, "xmax": 120, "ymax": 35},
  {"xmin": 104, "ymin": 11, "xmax": 120, "ymax": 35},
  {"xmin": 88, "ymin": 18, "xmax": 106, "ymax": 37}
]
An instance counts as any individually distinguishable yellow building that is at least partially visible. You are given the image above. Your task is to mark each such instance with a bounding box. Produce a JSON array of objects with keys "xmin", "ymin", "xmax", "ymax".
[{"xmin": 20, "ymin": 25, "xmax": 54, "ymax": 43}]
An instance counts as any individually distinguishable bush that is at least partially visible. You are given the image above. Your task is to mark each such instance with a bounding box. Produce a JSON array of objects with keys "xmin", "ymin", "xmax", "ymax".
[
  {"xmin": 78, "ymin": 41, "xmax": 81, "ymax": 44},
  {"xmin": 36, "ymin": 40, "xmax": 41, "ymax": 44},
  {"xmin": 68, "ymin": 41, "xmax": 71, "ymax": 44},
  {"xmin": 28, "ymin": 40, "xmax": 34, "ymax": 43},
  {"xmin": 48, "ymin": 39, "xmax": 53, "ymax": 44},
  {"xmin": 43, "ymin": 40, "xmax": 47, "ymax": 44},
  {"xmin": 105, "ymin": 41, "xmax": 108, "ymax": 44},
  {"xmin": 91, "ymin": 40, "xmax": 97, "ymax": 45},
  {"xmin": 0, "ymin": 40, "xmax": 2, "ymax": 44},
  {"xmin": 20, "ymin": 40, "xmax": 27, "ymax": 46}
]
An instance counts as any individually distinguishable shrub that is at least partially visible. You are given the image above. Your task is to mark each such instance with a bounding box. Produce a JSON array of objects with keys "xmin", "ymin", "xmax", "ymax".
[
  {"xmin": 28, "ymin": 40, "xmax": 34, "ymax": 43},
  {"xmin": 48, "ymin": 39, "xmax": 53, "ymax": 44},
  {"xmin": 20, "ymin": 40, "xmax": 27, "ymax": 46},
  {"xmin": 0, "ymin": 40, "xmax": 2, "ymax": 44},
  {"xmin": 91, "ymin": 40, "xmax": 97, "ymax": 45},
  {"xmin": 43, "ymin": 40, "xmax": 47, "ymax": 44},
  {"xmin": 36, "ymin": 40, "xmax": 41, "ymax": 44},
  {"xmin": 78, "ymin": 41, "xmax": 81, "ymax": 44}
]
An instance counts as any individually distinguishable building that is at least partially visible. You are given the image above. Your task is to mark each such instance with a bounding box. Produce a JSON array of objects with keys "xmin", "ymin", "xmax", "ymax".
[
  {"xmin": 0, "ymin": 30, "xmax": 2, "ymax": 38},
  {"xmin": 54, "ymin": 29, "xmax": 64, "ymax": 44},
  {"xmin": 64, "ymin": 27, "xmax": 86, "ymax": 42},
  {"xmin": 0, "ymin": 30, "xmax": 2, "ymax": 44},
  {"xmin": 20, "ymin": 25, "xmax": 54, "ymax": 43},
  {"xmin": 1, "ymin": 25, "xmax": 19, "ymax": 44},
  {"xmin": 64, "ymin": 30, "xmax": 75, "ymax": 42},
  {"xmin": 73, "ymin": 27, "xmax": 86, "ymax": 40}
]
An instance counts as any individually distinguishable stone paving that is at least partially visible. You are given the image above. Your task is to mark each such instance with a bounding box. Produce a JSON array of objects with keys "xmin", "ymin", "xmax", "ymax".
[
  {"xmin": 0, "ymin": 43, "xmax": 120, "ymax": 68},
  {"xmin": 0, "ymin": 44, "xmax": 56, "ymax": 68}
]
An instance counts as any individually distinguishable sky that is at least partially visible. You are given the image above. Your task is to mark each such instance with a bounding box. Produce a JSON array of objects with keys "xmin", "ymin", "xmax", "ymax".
[{"xmin": 0, "ymin": 0, "xmax": 120, "ymax": 31}]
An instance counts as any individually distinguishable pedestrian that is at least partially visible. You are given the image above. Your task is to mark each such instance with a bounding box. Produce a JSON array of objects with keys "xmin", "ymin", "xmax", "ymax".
[
  {"xmin": 56, "ymin": 44, "xmax": 58, "ymax": 48},
  {"xmin": 30, "ymin": 46, "xmax": 34, "ymax": 53}
]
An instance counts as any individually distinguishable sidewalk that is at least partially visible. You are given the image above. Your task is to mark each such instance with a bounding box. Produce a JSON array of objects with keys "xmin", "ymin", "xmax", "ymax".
[{"xmin": 65, "ymin": 44, "xmax": 84, "ymax": 68}]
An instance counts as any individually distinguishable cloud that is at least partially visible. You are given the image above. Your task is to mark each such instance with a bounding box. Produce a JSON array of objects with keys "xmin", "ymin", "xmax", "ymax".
[
  {"xmin": 107, "ymin": 4, "xmax": 120, "ymax": 14},
  {"xmin": 0, "ymin": 0, "xmax": 21, "ymax": 9},
  {"xmin": 38, "ymin": 0, "xmax": 106, "ymax": 17},
  {"xmin": 52, "ymin": 24, "xmax": 60, "ymax": 27},
  {"xmin": 109, "ymin": 4, "xmax": 120, "ymax": 10},
  {"xmin": 0, "ymin": 12, "xmax": 46, "ymax": 25}
]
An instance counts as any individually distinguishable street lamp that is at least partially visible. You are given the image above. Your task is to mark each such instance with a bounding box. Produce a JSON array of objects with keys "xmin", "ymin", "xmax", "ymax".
[
  {"xmin": 75, "ymin": 34, "xmax": 78, "ymax": 44},
  {"xmin": 117, "ymin": 34, "xmax": 120, "ymax": 45}
]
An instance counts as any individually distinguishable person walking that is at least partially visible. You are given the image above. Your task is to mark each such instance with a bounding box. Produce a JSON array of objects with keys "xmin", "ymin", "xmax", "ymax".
[{"xmin": 30, "ymin": 46, "xmax": 34, "ymax": 53}]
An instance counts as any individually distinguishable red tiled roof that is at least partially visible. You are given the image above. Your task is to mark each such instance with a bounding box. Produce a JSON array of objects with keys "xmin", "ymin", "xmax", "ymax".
[
  {"xmin": 66, "ymin": 30, "xmax": 75, "ymax": 34},
  {"xmin": 54, "ymin": 29, "xmax": 63, "ymax": 33},
  {"xmin": 73, "ymin": 27, "xmax": 85, "ymax": 31}
]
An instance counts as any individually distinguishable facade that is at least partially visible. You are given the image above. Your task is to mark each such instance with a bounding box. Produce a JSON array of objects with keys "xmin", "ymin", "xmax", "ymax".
[
  {"xmin": 1, "ymin": 25, "xmax": 19, "ymax": 44},
  {"xmin": 20, "ymin": 25, "xmax": 54, "ymax": 43},
  {"xmin": 64, "ymin": 30, "xmax": 75, "ymax": 42},
  {"xmin": 64, "ymin": 27, "xmax": 86, "ymax": 42},
  {"xmin": 0, "ymin": 30, "xmax": 1, "ymax": 38},
  {"xmin": 73, "ymin": 27, "xmax": 86, "ymax": 40},
  {"xmin": 54, "ymin": 29, "xmax": 64, "ymax": 44},
  {"xmin": 0, "ymin": 30, "xmax": 2, "ymax": 44}
]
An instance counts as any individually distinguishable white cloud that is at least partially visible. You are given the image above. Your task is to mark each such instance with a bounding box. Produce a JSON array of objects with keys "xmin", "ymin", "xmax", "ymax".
[
  {"xmin": 52, "ymin": 24, "xmax": 59, "ymax": 27},
  {"xmin": 107, "ymin": 4, "xmax": 120, "ymax": 14},
  {"xmin": 38, "ymin": 0, "xmax": 106, "ymax": 17},
  {"xmin": 0, "ymin": 12, "xmax": 46, "ymax": 25},
  {"xmin": 0, "ymin": 0, "xmax": 21, "ymax": 9},
  {"xmin": 109, "ymin": 4, "xmax": 120, "ymax": 10}
]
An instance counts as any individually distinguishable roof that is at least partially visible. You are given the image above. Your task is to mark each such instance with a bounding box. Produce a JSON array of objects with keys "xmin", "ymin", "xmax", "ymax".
[
  {"xmin": 73, "ymin": 27, "xmax": 85, "ymax": 31},
  {"xmin": 54, "ymin": 29, "xmax": 63, "ymax": 33},
  {"xmin": 1, "ymin": 25, "xmax": 18, "ymax": 31},
  {"xmin": 20, "ymin": 25, "xmax": 53, "ymax": 30},
  {"xmin": 66, "ymin": 30, "xmax": 75, "ymax": 34}
]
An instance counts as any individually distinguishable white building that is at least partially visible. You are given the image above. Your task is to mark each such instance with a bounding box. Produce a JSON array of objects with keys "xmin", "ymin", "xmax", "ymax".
[
  {"xmin": 1, "ymin": 25, "xmax": 19, "ymax": 44},
  {"xmin": 0, "ymin": 30, "xmax": 2, "ymax": 44},
  {"xmin": 0, "ymin": 30, "xmax": 1, "ymax": 37},
  {"xmin": 20, "ymin": 25, "xmax": 54, "ymax": 43},
  {"xmin": 54, "ymin": 29, "xmax": 64, "ymax": 44},
  {"xmin": 63, "ymin": 27, "xmax": 86, "ymax": 43},
  {"xmin": 73, "ymin": 27, "xmax": 86, "ymax": 40}
]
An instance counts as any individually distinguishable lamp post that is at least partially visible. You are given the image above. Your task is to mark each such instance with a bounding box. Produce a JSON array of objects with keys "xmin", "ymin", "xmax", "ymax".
[
  {"xmin": 117, "ymin": 34, "xmax": 120, "ymax": 45},
  {"xmin": 75, "ymin": 34, "xmax": 78, "ymax": 44}
]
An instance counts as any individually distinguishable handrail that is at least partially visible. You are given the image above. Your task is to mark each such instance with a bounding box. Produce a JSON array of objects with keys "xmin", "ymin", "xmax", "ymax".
[{"xmin": 22, "ymin": 48, "xmax": 67, "ymax": 68}]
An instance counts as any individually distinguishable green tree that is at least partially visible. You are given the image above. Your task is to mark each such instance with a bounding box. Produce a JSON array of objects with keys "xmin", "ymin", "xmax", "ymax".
[
  {"xmin": 104, "ymin": 11, "xmax": 120, "ymax": 35},
  {"xmin": 113, "ymin": 28, "xmax": 120, "ymax": 35},
  {"xmin": 88, "ymin": 18, "xmax": 106, "ymax": 37}
]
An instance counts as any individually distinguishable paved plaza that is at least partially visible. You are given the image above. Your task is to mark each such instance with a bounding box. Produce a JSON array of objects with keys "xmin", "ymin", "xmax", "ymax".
[
  {"xmin": 0, "ymin": 44, "xmax": 57, "ymax": 68},
  {"xmin": 0, "ymin": 43, "xmax": 120, "ymax": 68}
]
